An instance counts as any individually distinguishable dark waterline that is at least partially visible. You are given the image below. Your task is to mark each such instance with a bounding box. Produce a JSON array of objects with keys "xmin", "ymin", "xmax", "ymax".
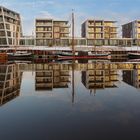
[{"xmin": 0, "ymin": 62, "xmax": 140, "ymax": 140}]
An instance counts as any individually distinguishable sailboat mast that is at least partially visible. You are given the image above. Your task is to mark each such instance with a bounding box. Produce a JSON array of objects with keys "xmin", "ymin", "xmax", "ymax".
[
  {"xmin": 72, "ymin": 10, "xmax": 75, "ymax": 56},
  {"xmin": 71, "ymin": 10, "xmax": 75, "ymax": 104}
]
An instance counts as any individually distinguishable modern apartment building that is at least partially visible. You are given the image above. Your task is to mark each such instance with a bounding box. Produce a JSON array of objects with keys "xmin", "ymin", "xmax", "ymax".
[
  {"xmin": 35, "ymin": 19, "xmax": 70, "ymax": 46},
  {"xmin": 0, "ymin": 6, "xmax": 22, "ymax": 47},
  {"xmin": 122, "ymin": 20, "xmax": 140, "ymax": 39},
  {"xmin": 81, "ymin": 19, "xmax": 117, "ymax": 39},
  {"xmin": 0, "ymin": 63, "xmax": 22, "ymax": 105}
]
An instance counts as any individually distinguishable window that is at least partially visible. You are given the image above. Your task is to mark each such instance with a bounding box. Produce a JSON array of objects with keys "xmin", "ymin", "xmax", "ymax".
[
  {"xmin": 7, "ymin": 31, "xmax": 11, "ymax": 37},
  {"xmin": 0, "ymin": 23, "xmax": 4, "ymax": 29},
  {"xmin": 0, "ymin": 38, "xmax": 7, "ymax": 45},
  {"xmin": 0, "ymin": 31, "xmax": 5, "ymax": 36},
  {"xmin": 0, "ymin": 16, "xmax": 3, "ymax": 22},
  {"xmin": 6, "ymin": 24, "xmax": 10, "ymax": 30}
]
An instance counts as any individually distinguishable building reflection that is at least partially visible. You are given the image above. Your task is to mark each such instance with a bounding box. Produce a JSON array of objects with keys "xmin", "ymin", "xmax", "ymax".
[
  {"xmin": 123, "ymin": 64, "xmax": 140, "ymax": 88},
  {"xmin": 33, "ymin": 62, "xmax": 140, "ymax": 95},
  {"xmin": 82, "ymin": 63, "xmax": 118, "ymax": 94},
  {"xmin": 0, "ymin": 63, "xmax": 22, "ymax": 106},
  {"xmin": 35, "ymin": 64, "xmax": 71, "ymax": 90}
]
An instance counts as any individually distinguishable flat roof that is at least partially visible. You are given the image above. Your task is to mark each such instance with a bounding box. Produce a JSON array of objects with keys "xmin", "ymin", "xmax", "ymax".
[
  {"xmin": 36, "ymin": 18, "xmax": 68, "ymax": 23},
  {"xmin": 122, "ymin": 20, "xmax": 140, "ymax": 26},
  {"xmin": 0, "ymin": 5, "xmax": 20, "ymax": 15},
  {"xmin": 53, "ymin": 20, "xmax": 69, "ymax": 23},
  {"xmin": 85, "ymin": 19, "xmax": 116, "ymax": 22},
  {"xmin": 36, "ymin": 18, "xmax": 53, "ymax": 21},
  {"xmin": 82, "ymin": 19, "xmax": 117, "ymax": 25}
]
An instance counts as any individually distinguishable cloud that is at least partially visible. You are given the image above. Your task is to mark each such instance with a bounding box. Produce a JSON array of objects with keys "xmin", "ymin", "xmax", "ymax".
[
  {"xmin": 47, "ymin": 0, "xmax": 55, "ymax": 5},
  {"xmin": 37, "ymin": 11, "xmax": 55, "ymax": 19},
  {"xmin": 1, "ymin": 0, "xmax": 55, "ymax": 9}
]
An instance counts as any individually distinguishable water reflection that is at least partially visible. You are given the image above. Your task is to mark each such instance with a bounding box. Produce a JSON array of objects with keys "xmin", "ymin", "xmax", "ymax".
[
  {"xmin": 25, "ymin": 62, "xmax": 140, "ymax": 92},
  {"xmin": 81, "ymin": 62, "xmax": 118, "ymax": 95},
  {"xmin": 35, "ymin": 63, "xmax": 71, "ymax": 90},
  {"xmin": 1, "ymin": 62, "xmax": 140, "ymax": 105},
  {"xmin": 0, "ymin": 63, "xmax": 22, "ymax": 106},
  {"xmin": 1, "ymin": 61, "xmax": 140, "ymax": 140},
  {"xmin": 123, "ymin": 64, "xmax": 140, "ymax": 88}
]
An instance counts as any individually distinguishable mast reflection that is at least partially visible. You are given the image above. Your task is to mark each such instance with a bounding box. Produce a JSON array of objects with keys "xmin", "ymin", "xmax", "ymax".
[{"xmin": 72, "ymin": 60, "xmax": 75, "ymax": 103}]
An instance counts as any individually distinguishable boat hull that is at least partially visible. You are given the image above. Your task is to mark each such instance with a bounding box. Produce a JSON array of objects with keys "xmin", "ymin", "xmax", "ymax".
[
  {"xmin": 128, "ymin": 53, "xmax": 140, "ymax": 59},
  {"xmin": 57, "ymin": 54, "xmax": 111, "ymax": 60},
  {"xmin": 8, "ymin": 53, "xmax": 33, "ymax": 60}
]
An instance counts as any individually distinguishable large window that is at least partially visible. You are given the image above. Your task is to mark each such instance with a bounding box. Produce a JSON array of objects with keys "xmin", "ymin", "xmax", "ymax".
[
  {"xmin": 0, "ymin": 16, "xmax": 3, "ymax": 22},
  {"xmin": 8, "ymin": 38, "xmax": 12, "ymax": 45},
  {"xmin": 0, "ymin": 31, "xmax": 5, "ymax": 36},
  {"xmin": 54, "ymin": 33, "xmax": 60, "ymax": 38},
  {"xmin": 95, "ymin": 28, "xmax": 102, "ymax": 32},
  {"xmin": 95, "ymin": 21, "xmax": 103, "ymax": 26},
  {"xmin": 95, "ymin": 34, "xmax": 102, "ymax": 39},
  {"xmin": 104, "ymin": 22, "xmax": 113, "ymax": 26},
  {"xmin": 87, "ymin": 39, "xmax": 94, "ymax": 46},
  {"xmin": 0, "ymin": 38, "xmax": 7, "ymax": 45},
  {"xmin": 54, "ymin": 27, "xmax": 60, "ymax": 32},
  {"xmin": 0, "ymin": 23, "xmax": 4, "ymax": 29},
  {"xmin": 6, "ymin": 24, "xmax": 10, "ymax": 30},
  {"xmin": 7, "ymin": 31, "xmax": 11, "ymax": 37}
]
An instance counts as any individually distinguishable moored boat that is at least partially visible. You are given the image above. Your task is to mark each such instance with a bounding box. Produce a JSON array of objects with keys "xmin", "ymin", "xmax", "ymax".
[
  {"xmin": 7, "ymin": 51, "xmax": 33, "ymax": 60},
  {"xmin": 128, "ymin": 52, "xmax": 140, "ymax": 59},
  {"xmin": 57, "ymin": 51, "xmax": 111, "ymax": 60}
]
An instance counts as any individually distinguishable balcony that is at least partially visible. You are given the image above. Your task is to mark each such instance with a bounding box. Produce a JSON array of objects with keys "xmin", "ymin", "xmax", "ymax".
[
  {"xmin": 36, "ymin": 30, "xmax": 52, "ymax": 33},
  {"xmin": 36, "ymin": 23, "xmax": 53, "ymax": 27},
  {"xmin": 88, "ymin": 21, "xmax": 103, "ymax": 27},
  {"xmin": 54, "ymin": 23, "xmax": 69, "ymax": 27},
  {"xmin": 60, "ymin": 30, "xmax": 69, "ymax": 34},
  {"xmin": 3, "ymin": 12, "xmax": 20, "ymax": 20}
]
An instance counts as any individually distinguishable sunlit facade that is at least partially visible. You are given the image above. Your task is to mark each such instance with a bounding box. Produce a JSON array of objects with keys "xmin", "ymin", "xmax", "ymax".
[
  {"xmin": 81, "ymin": 19, "xmax": 117, "ymax": 39},
  {"xmin": 35, "ymin": 19, "xmax": 70, "ymax": 46},
  {"xmin": 0, "ymin": 6, "xmax": 22, "ymax": 47}
]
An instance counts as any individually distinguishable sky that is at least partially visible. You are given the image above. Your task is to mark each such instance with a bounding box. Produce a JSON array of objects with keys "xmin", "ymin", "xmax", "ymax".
[{"xmin": 1, "ymin": 0, "xmax": 140, "ymax": 37}]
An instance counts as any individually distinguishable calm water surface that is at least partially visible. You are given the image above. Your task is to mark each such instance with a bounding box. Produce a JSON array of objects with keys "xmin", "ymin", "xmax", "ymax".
[{"xmin": 0, "ymin": 61, "xmax": 140, "ymax": 140}]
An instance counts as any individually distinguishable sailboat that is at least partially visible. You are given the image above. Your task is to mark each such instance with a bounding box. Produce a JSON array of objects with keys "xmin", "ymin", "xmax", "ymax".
[
  {"xmin": 57, "ymin": 11, "xmax": 111, "ymax": 60},
  {"xmin": 87, "ymin": 47, "xmax": 111, "ymax": 59},
  {"xmin": 7, "ymin": 40, "xmax": 32, "ymax": 60},
  {"xmin": 7, "ymin": 24, "xmax": 33, "ymax": 60},
  {"xmin": 128, "ymin": 53, "xmax": 140, "ymax": 59}
]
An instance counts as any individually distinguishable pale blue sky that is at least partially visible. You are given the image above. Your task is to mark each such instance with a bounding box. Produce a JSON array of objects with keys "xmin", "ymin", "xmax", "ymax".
[{"xmin": 1, "ymin": 0, "xmax": 140, "ymax": 36}]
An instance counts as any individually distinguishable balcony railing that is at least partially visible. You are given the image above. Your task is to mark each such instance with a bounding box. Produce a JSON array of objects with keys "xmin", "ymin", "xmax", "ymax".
[{"xmin": 36, "ymin": 23, "xmax": 53, "ymax": 26}]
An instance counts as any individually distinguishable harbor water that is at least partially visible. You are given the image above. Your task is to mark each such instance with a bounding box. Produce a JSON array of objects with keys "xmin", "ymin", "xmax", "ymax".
[{"xmin": 0, "ymin": 61, "xmax": 140, "ymax": 140}]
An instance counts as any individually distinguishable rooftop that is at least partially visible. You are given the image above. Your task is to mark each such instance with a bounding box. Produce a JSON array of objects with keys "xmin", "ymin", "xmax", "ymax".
[{"xmin": 0, "ymin": 5, "xmax": 20, "ymax": 15}]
